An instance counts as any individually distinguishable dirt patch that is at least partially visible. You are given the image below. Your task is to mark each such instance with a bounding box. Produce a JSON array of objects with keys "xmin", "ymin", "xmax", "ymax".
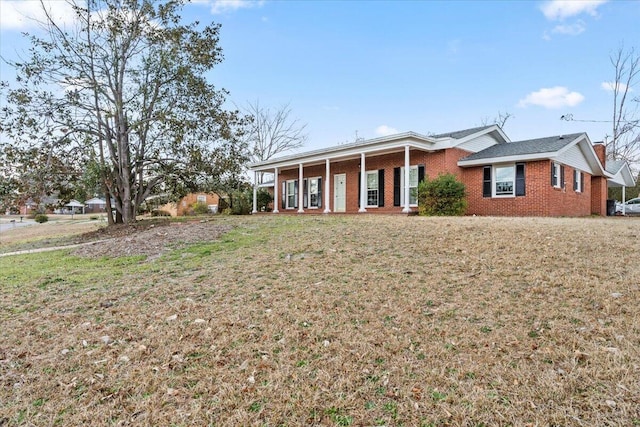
[{"xmin": 73, "ymin": 220, "xmax": 233, "ymax": 259}]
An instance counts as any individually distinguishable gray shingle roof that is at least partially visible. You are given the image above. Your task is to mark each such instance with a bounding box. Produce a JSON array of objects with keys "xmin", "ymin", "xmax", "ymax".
[
  {"xmin": 461, "ymin": 133, "xmax": 584, "ymax": 161},
  {"xmin": 606, "ymin": 159, "xmax": 626, "ymax": 175},
  {"xmin": 431, "ymin": 125, "xmax": 495, "ymax": 139}
]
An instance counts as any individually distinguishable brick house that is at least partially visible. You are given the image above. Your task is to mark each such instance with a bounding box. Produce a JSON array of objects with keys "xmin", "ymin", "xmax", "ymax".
[
  {"xmin": 249, "ymin": 125, "xmax": 635, "ymax": 216},
  {"xmin": 158, "ymin": 193, "xmax": 221, "ymax": 216}
]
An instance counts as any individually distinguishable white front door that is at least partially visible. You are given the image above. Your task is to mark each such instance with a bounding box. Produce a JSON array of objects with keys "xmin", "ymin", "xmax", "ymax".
[{"xmin": 334, "ymin": 173, "xmax": 346, "ymax": 212}]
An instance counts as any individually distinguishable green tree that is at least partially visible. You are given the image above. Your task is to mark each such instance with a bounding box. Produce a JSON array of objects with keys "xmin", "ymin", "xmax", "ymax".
[
  {"xmin": 1, "ymin": 0, "xmax": 248, "ymax": 224},
  {"xmin": 417, "ymin": 173, "xmax": 468, "ymax": 216}
]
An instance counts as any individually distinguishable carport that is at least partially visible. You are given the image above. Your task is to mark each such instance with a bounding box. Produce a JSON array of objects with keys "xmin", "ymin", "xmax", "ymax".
[{"xmin": 607, "ymin": 160, "xmax": 637, "ymax": 215}]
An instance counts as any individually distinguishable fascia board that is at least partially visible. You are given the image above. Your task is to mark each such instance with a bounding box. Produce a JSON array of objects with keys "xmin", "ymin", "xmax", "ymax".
[
  {"xmin": 248, "ymin": 132, "xmax": 436, "ymax": 169},
  {"xmin": 250, "ymin": 139, "xmax": 435, "ymax": 171},
  {"xmin": 457, "ymin": 152, "xmax": 558, "ymax": 167}
]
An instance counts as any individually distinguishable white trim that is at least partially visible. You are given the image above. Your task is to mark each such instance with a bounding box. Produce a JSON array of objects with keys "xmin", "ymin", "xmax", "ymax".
[
  {"xmin": 273, "ymin": 167, "xmax": 279, "ymax": 213},
  {"xmin": 252, "ymin": 172, "xmax": 258, "ymax": 214},
  {"xmin": 493, "ymin": 164, "xmax": 516, "ymax": 198},
  {"xmin": 402, "ymin": 145, "xmax": 411, "ymax": 213},
  {"xmin": 324, "ymin": 159, "xmax": 331, "ymax": 213},
  {"xmin": 458, "ymin": 151, "xmax": 559, "ymax": 167},
  {"xmin": 298, "ymin": 164, "xmax": 304, "ymax": 213},
  {"xmin": 365, "ymin": 170, "xmax": 379, "ymax": 208},
  {"xmin": 359, "ymin": 153, "xmax": 367, "ymax": 212}
]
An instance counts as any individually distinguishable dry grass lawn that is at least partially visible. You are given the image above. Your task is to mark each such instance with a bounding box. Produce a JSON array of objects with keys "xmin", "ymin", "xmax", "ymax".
[{"xmin": 0, "ymin": 215, "xmax": 639, "ymax": 426}]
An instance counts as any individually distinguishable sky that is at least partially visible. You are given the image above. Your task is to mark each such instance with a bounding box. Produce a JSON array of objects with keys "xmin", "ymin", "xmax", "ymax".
[{"xmin": 1, "ymin": 0, "xmax": 639, "ymax": 154}]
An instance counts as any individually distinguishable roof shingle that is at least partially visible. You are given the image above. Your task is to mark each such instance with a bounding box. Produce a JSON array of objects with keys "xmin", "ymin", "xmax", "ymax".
[{"xmin": 461, "ymin": 133, "xmax": 584, "ymax": 161}]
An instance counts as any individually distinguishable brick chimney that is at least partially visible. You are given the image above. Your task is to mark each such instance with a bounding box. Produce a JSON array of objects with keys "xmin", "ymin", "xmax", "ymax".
[{"xmin": 593, "ymin": 142, "xmax": 606, "ymax": 169}]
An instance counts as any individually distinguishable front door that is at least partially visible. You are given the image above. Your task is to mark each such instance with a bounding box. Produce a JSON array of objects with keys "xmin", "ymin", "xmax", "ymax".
[{"xmin": 334, "ymin": 173, "xmax": 346, "ymax": 212}]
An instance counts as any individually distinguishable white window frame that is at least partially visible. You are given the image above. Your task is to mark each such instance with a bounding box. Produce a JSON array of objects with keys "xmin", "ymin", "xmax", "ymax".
[
  {"xmin": 493, "ymin": 164, "xmax": 515, "ymax": 197},
  {"xmin": 400, "ymin": 165, "xmax": 419, "ymax": 207},
  {"xmin": 196, "ymin": 194, "xmax": 206, "ymax": 203},
  {"xmin": 306, "ymin": 177, "xmax": 321, "ymax": 209},
  {"xmin": 574, "ymin": 169, "xmax": 582, "ymax": 193},
  {"xmin": 285, "ymin": 180, "xmax": 297, "ymax": 209},
  {"xmin": 366, "ymin": 170, "xmax": 379, "ymax": 208},
  {"xmin": 552, "ymin": 162, "xmax": 562, "ymax": 188}
]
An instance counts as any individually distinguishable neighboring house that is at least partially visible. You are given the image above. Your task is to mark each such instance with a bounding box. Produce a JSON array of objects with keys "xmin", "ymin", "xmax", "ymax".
[
  {"xmin": 249, "ymin": 125, "xmax": 635, "ymax": 217},
  {"xmin": 85, "ymin": 197, "xmax": 107, "ymax": 213},
  {"xmin": 158, "ymin": 193, "xmax": 221, "ymax": 216}
]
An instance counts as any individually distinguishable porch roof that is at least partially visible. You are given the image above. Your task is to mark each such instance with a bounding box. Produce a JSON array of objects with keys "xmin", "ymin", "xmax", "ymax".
[
  {"xmin": 606, "ymin": 159, "xmax": 637, "ymax": 187},
  {"xmin": 249, "ymin": 125, "xmax": 506, "ymax": 172}
]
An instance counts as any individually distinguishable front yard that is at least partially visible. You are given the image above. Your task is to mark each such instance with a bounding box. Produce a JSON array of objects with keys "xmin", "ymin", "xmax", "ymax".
[{"xmin": 0, "ymin": 215, "xmax": 638, "ymax": 426}]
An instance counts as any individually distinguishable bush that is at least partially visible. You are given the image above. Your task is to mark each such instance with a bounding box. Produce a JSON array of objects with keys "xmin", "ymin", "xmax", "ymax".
[
  {"xmin": 151, "ymin": 209, "xmax": 171, "ymax": 217},
  {"xmin": 257, "ymin": 189, "xmax": 273, "ymax": 212},
  {"xmin": 230, "ymin": 190, "xmax": 252, "ymax": 215},
  {"xmin": 417, "ymin": 173, "xmax": 467, "ymax": 216},
  {"xmin": 192, "ymin": 201, "xmax": 211, "ymax": 215},
  {"xmin": 34, "ymin": 214, "xmax": 49, "ymax": 223}
]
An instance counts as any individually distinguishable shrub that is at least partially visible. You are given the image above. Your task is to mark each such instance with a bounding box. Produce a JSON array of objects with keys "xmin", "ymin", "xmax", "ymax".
[
  {"xmin": 151, "ymin": 209, "xmax": 171, "ymax": 217},
  {"xmin": 257, "ymin": 189, "xmax": 273, "ymax": 212},
  {"xmin": 417, "ymin": 173, "xmax": 467, "ymax": 216},
  {"xmin": 230, "ymin": 190, "xmax": 252, "ymax": 215},
  {"xmin": 34, "ymin": 214, "xmax": 49, "ymax": 223},
  {"xmin": 218, "ymin": 197, "xmax": 229, "ymax": 212},
  {"xmin": 192, "ymin": 201, "xmax": 211, "ymax": 215}
]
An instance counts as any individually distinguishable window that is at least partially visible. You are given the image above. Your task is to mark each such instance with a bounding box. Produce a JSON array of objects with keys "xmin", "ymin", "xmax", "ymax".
[
  {"xmin": 551, "ymin": 162, "xmax": 564, "ymax": 188},
  {"xmin": 573, "ymin": 170, "xmax": 583, "ymax": 193},
  {"xmin": 483, "ymin": 163, "xmax": 525, "ymax": 197},
  {"xmin": 197, "ymin": 195, "xmax": 206, "ymax": 203},
  {"xmin": 366, "ymin": 171, "xmax": 378, "ymax": 207},
  {"xmin": 494, "ymin": 166, "xmax": 515, "ymax": 196},
  {"xmin": 286, "ymin": 180, "xmax": 297, "ymax": 209},
  {"xmin": 305, "ymin": 177, "xmax": 322, "ymax": 208},
  {"xmin": 399, "ymin": 166, "xmax": 420, "ymax": 206}
]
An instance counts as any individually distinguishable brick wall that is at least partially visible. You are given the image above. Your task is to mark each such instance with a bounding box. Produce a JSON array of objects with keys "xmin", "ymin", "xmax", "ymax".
[
  {"xmin": 176, "ymin": 193, "xmax": 220, "ymax": 216},
  {"xmin": 273, "ymin": 149, "xmax": 599, "ymax": 216},
  {"xmin": 590, "ymin": 176, "xmax": 607, "ymax": 216}
]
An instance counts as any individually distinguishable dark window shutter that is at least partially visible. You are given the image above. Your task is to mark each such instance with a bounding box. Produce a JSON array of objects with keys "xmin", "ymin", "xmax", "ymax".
[
  {"xmin": 551, "ymin": 162, "xmax": 555, "ymax": 186},
  {"xmin": 393, "ymin": 167, "xmax": 401, "ymax": 206},
  {"xmin": 515, "ymin": 163, "xmax": 525, "ymax": 196},
  {"xmin": 378, "ymin": 169, "xmax": 385, "ymax": 207},
  {"xmin": 358, "ymin": 172, "xmax": 361, "ymax": 207},
  {"xmin": 294, "ymin": 180, "xmax": 298, "ymax": 208},
  {"xmin": 418, "ymin": 165, "xmax": 425, "ymax": 184},
  {"xmin": 281, "ymin": 182, "xmax": 286, "ymax": 209},
  {"xmin": 303, "ymin": 179, "xmax": 308, "ymax": 208},
  {"xmin": 573, "ymin": 170, "xmax": 578, "ymax": 191},
  {"xmin": 581, "ymin": 172, "xmax": 584, "ymax": 192},
  {"xmin": 317, "ymin": 178, "xmax": 322, "ymax": 208},
  {"xmin": 483, "ymin": 166, "xmax": 492, "ymax": 197},
  {"xmin": 560, "ymin": 165, "xmax": 565, "ymax": 189}
]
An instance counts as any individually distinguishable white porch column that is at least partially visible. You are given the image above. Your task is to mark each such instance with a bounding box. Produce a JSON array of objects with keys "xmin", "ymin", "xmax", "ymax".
[
  {"xmin": 402, "ymin": 145, "xmax": 411, "ymax": 213},
  {"xmin": 622, "ymin": 186, "xmax": 626, "ymax": 215},
  {"xmin": 324, "ymin": 159, "xmax": 331, "ymax": 213},
  {"xmin": 252, "ymin": 170, "xmax": 258, "ymax": 214},
  {"xmin": 359, "ymin": 153, "xmax": 367, "ymax": 212},
  {"xmin": 298, "ymin": 163, "xmax": 304, "ymax": 213},
  {"xmin": 273, "ymin": 167, "xmax": 279, "ymax": 213}
]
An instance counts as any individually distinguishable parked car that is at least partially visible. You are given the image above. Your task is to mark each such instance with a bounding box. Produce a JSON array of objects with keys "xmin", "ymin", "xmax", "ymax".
[{"xmin": 615, "ymin": 197, "xmax": 640, "ymax": 214}]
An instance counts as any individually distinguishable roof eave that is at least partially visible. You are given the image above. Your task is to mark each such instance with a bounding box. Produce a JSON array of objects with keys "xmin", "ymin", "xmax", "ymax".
[{"xmin": 458, "ymin": 152, "xmax": 558, "ymax": 167}]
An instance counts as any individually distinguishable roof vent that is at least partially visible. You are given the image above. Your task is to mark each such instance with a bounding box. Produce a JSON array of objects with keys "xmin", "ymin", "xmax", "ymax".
[{"xmin": 558, "ymin": 135, "xmax": 564, "ymax": 139}]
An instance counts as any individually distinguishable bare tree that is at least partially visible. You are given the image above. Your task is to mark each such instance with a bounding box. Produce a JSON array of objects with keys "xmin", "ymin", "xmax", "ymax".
[
  {"xmin": 245, "ymin": 101, "xmax": 307, "ymax": 183},
  {"xmin": 480, "ymin": 111, "xmax": 513, "ymax": 129},
  {"xmin": 608, "ymin": 46, "xmax": 640, "ymax": 164}
]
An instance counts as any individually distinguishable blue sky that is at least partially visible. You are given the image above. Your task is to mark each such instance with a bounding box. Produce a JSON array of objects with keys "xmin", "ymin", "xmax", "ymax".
[{"xmin": 1, "ymin": 0, "xmax": 639, "ymax": 153}]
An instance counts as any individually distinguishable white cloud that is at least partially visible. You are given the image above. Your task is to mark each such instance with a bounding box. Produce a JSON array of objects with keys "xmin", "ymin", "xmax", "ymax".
[
  {"xmin": 551, "ymin": 20, "xmax": 586, "ymax": 36},
  {"xmin": 209, "ymin": 0, "xmax": 265, "ymax": 15},
  {"xmin": 518, "ymin": 86, "xmax": 585, "ymax": 109},
  {"xmin": 375, "ymin": 125, "xmax": 399, "ymax": 136},
  {"xmin": 601, "ymin": 81, "xmax": 633, "ymax": 92},
  {"xmin": 540, "ymin": 0, "xmax": 607, "ymax": 21},
  {"xmin": 0, "ymin": 0, "xmax": 77, "ymax": 30}
]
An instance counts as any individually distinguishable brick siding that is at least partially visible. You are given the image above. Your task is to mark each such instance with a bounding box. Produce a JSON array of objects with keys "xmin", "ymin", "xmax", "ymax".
[{"xmin": 273, "ymin": 148, "xmax": 603, "ymax": 217}]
